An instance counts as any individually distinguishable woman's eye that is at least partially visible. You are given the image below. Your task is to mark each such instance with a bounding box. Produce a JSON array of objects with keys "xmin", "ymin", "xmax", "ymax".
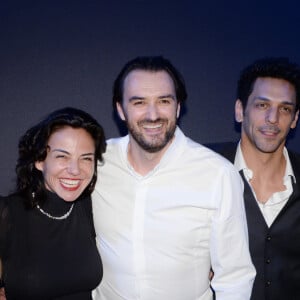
[
  {"xmin": 81, "ymin": 156, "xmax": 94, "ymax": 162},
  {"xmin": 83, "ymin": 157, "xmax": 93, "ymax": 161}
]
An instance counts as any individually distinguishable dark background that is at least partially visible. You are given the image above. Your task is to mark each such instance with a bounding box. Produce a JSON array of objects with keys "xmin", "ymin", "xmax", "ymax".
[{"xmin": 0, "ymin": 0, "xmax": 299, "ymax": 195}]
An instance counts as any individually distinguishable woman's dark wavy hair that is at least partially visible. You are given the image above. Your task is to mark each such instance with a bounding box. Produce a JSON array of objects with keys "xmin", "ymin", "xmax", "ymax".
[
  {"xmin": 112, "ymin": 56, "xmax": 187, "ymax": 109},
  {"xmin": 237, "ymin": 57, "xmax": 300, "ymax": 112},
  {"xmin": 16, "ymin": 107, "xmax": 106, "ymax": 208}
]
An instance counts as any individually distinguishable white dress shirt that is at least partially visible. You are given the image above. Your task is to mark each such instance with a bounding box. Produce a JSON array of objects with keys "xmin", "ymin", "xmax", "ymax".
[
  {"xmin": 234, "ymin": 143, "xmax": 295, "ymax": 227},
  {"xmin": 92, "ymin": 127, "xmax": 255, "ymax": 300}
]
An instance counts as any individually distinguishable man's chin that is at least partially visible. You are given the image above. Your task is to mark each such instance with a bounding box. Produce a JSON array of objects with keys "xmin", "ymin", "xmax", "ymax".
[
  {"xmin": 140, "ymin": 141, "xmax": 167, "ymax": 153},
  {"xmin": 130, "ymin": 126, "xmax": 176, "ymax": 153},
  {"xmin": 256, "ymin": 142, "xmax": 282, "ymax": 154}
]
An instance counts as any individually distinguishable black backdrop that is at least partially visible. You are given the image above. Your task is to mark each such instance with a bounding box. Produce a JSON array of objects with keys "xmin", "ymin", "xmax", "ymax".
[{"xmin": 0, "ymin": 0, "xmax": 299, "ymax": 195}]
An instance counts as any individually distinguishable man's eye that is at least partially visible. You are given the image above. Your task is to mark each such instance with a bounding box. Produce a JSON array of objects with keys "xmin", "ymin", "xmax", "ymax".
[
  {"xmin": 133, "ymin": 100, "xmax": 144, "ymax": 106},
  {"xmin": 160, "ymin": 99, "xmax": 171, "ymax": 104},
  {"xmin": 280, "ymin": 106, "xmax": 292, "ymax": 113},
  {"xmin": 256, "ymin": 103, "xmax": 267, "ymax": 109}
]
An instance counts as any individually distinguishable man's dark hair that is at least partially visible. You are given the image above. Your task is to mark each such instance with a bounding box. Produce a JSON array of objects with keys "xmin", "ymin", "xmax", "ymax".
[
  {"xmin": 112, "ymin": 56, "xmax": 187, "ymax": 109},
  {"xmin": 16, "ymin": 107, "xmax": 106, "ymax": 208},
  {"xmin": 237, "ymin": 57, "xmax": 300, "ymax": 111}
]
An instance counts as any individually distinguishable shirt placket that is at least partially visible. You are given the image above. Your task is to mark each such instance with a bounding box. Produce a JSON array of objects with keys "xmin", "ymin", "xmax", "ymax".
[{"xmin": 133, "ymin": 180, "xmax": 147, "ymax": 299}]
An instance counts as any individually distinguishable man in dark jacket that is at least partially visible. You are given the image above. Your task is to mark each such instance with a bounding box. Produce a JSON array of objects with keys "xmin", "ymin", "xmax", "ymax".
[{"xmin": 216, "ymin": 57, "xmax": 300, "ymax": 300}]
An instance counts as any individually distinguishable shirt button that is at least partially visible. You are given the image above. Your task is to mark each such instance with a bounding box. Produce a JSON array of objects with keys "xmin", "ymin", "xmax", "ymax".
[
  {"xmin": 266, "ymin": 281, "xmax": 271, "ymax": 286},
  {"xmin": 266, "ymin": 259, "xmax": 271, "ymax": 264},
  {"xmin": 266, "ymin": 236, "xmax": 271, "ymax": 241}
]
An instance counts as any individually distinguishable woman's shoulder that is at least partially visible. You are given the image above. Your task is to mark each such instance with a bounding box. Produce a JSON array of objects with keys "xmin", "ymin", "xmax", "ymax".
[
  {"xmin": 0, "ymin": 195, "xmax": 15, "ymax": 255},
  {"xmin": 0, "ymin": 193, "xmax": 27, "ymax": 215},
  {"xmin": 1, "ymin": 192, "xmax": 23, "ymax": 203}
]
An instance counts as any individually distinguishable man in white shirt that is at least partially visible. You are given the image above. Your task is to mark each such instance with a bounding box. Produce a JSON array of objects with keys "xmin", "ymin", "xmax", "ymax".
[
  {"xmin": 92, "ymin": 56, "xmax": 255, "ymax": 300},
  {"xmin": 216, "ymin": 57, "xmax": 300, "ymax": 300}
]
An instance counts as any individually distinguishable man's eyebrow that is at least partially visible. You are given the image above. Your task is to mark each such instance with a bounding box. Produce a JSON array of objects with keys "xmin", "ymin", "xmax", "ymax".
[
  {"xmin": 128, "ymin": 94, "xmax": 176, "ymax": 101},
  {"xmin": 254, "ymin": 96, "xmax": 296, "ymax": 106},
  {"xmin": 128, "ymin": 96, "xmax": 145, "ymax": 102},
  {"xmin": 158, "ymin": 94, "xmax": 176, "ymax": 100}
]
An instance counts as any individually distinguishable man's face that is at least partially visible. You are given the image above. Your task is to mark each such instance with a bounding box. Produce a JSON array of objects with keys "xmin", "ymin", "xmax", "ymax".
[
  {"xmin": 117, "ymin": 69, "xmax": 180, "ymax": 153},
  {"xmin": 236, "ymin": 77, "xmax": 299, "ymax": 153}
]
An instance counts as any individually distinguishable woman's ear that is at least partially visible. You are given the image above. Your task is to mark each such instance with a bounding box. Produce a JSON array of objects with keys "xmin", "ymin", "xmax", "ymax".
[{"xmin": 35, "ymin": 161, "xmax": 44, "ymax": 172}]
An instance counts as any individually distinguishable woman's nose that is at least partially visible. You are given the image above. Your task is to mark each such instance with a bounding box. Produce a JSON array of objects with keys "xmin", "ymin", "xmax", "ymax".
[{"xmin": 67, "ymin": 160, "xmax": 80, "ymax": 175}]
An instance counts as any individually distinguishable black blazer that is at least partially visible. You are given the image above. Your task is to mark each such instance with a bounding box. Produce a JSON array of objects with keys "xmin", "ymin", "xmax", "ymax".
[{"xmin": 211, "ymin": 143, "xmax": 300, "ymax": 300}]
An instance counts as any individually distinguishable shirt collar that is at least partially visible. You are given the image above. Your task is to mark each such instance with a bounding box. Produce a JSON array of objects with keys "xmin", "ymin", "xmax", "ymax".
[
  {"xmin": 234, "ymin": 141, "xmax": 296, "ymax": 183},
  {"xmin": 121, "ymin": 126, "xmax": 186, "ymax": 178}
]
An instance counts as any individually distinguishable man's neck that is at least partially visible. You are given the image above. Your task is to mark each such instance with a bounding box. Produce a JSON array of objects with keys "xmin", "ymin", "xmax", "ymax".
[
  {"xmin": 240, "ymin": 139, "xmax": 287, "ymax": 203},
  {"xmin": 240, "ymin": 139, "xmax": 285, "ymax": 174},
  {"xmin": 127, "ymin": 137, "xmax": 173, "ymax": 176}
]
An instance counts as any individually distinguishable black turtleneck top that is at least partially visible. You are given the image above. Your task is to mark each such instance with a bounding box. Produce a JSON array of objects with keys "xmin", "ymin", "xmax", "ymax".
[{"xmin": 0, "ymin": 191, "xmax": 102, "ymax": 299}]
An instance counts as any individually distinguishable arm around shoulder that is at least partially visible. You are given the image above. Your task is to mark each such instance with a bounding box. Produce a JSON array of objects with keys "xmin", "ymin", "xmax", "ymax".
[{"xmin": 210, "ymin": 165, "xmax": 255, "ymax": 300}]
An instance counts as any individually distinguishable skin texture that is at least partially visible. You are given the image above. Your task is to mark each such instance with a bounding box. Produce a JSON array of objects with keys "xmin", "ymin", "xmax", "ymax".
[
  {"xmin": 35, "ymin": 127, "xmax": 96, "ymax": 202},
  {"xmin": 0, "ymin": 288, "xmax": 5, "ymax": 300},
  {"xmin": 116, "ymin": 70, "xmax": 180, "ymax": 174}
]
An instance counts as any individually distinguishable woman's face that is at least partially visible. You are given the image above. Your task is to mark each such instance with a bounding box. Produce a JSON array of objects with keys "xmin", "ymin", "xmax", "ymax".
[{"xmin": 35, "ymin": 126, "xmax": 95, "ymax": 202}]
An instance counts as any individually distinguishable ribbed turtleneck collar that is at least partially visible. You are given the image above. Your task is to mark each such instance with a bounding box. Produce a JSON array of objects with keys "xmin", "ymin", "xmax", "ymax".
[{"xmin": 38, "ymin": 190, "xmax": 75, "ymax": 216}]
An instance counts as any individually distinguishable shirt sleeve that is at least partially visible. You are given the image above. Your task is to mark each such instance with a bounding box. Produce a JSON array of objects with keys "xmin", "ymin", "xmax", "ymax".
[
  {"xmin": 210, "ymin": 164, "xmax": 256, "ymax": 300},
  {"xmin": 0, "ymin": 196, "xmax": 11, "ymax": 258}
]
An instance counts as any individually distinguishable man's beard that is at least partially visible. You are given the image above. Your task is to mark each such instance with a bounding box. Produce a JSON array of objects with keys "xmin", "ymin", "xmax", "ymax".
[{"xmin": 126, "ymin": 118, "xmax": 177, "ymax": 153}]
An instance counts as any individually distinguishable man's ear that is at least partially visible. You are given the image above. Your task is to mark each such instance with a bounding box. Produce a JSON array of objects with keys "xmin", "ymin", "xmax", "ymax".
[
  {"xmin": 176, "ymin": 103, "xmax": 181, "ymax": 118},
  {"xmin": 235, "ymin": 99, "xmax": 244, "ymax": 123},
  {"xmin": 291, "ymin": 109, "xmax": 299, "ymax": 129},
  {"xmin": 116, "ymin": 102, "xmax": 126, "ymax": 121}
]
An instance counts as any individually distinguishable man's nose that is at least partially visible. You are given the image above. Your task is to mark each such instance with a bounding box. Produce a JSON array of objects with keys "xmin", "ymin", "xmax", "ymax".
[
  {"xmin": 146, "ymin": 103, "xmax": 159, "ymax": 120},
  {"xmin": 266, "ymin": 107, "xmax": 279, "ymax": 124}
]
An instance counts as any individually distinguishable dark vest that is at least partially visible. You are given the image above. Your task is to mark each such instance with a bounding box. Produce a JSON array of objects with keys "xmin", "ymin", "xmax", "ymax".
[{"xmin": 215, "ymin": 144, "xmax": 300, "ymax": 300}]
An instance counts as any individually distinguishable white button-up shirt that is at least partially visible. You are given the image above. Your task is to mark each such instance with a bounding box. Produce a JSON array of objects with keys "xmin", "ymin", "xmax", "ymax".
[
  {"xmin": 235, "ymin": 143, "xmax": 295, "ymax": 227},
  {"xmin": 92, "ymin": 127, "xmax": 255, "ymax": 300}
]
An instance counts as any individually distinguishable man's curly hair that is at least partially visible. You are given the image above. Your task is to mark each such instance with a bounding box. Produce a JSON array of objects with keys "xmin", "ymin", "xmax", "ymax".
[{"xmin": 237, "ymin": 57, "xmax": 300, "ymax": 112}]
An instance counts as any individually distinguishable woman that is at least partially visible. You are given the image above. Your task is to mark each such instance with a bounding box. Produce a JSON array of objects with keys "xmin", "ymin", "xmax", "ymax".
[{"xmin": 0, "ymin": 107, "xmax": 106, "ymax": 299}]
